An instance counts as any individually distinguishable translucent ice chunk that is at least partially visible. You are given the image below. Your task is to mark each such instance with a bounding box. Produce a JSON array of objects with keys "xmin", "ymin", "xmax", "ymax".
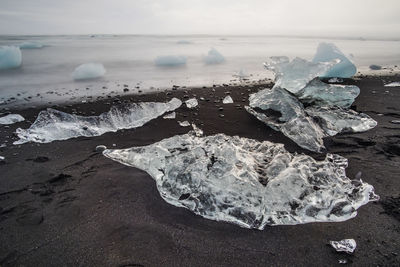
[
  {"xmin": 163, "ymin": 112, "xmax": 176, "ymax": 119},
  {"xmin": 264, "ymin": 56, "xmax": 337, "ymax": 94},
  {"xmin": 14, "ymin": 98, "xmax": 182, "ymax": 144},
  {"xmin": 203, "ymin": 48, "xmax": 225, "ymax": 65},
  {"xmin": 0, "ymin": 46, "xmax": 22, "ymax": 70},
  {"xmin": 103, "ymin": 133, "xmax": 378, "ymax": 229},
  {"xmin": 155, "ymin": 55, "xmax": 187, "ymax": 67},
  {"xmin": 246, "ymin": 87, "xmax": 326, "ymax": 152},
  {"xmin": 305, "ymin": 107, "xmax": 377, "ymax": 136},
  {"xmin": 72, "ymin": 63, "xmax": 106, "ymax": 80},
  {"xmin": 0, "ymin": 114, "xmax": 25, "ymax": 125},
  {"xmin": 222, "ymin": 95, "xmax": 234, "ymax": 104},
  {"xmin": 313, "ymin": 43, "xmax": 357, "ymax": 78},
  {"xmin": 178, "ymin": 121, "xmax": 190, "ymax": 127},
  {"xmin": 19, "ymin": 42, "xmax": 44, "ymax": 49},
  {"xmin": 330, "ymin": 239, "xmax": 357, "ymax": 254},
  {"xmin": 185, "ymin": 98, "xmax": 198, "ymax": 108},
  {"xmin": 384, "ymin": 82, "xmax": 400, "ymax": 87},
  {"xmin": 296, "ymin": 78, "xmax": 360, "ymax": 108}
]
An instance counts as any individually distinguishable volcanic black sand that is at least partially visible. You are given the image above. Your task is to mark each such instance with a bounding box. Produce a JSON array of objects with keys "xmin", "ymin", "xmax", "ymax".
[{"xmin": 0, "ymin": 75, "xmax": 399, "ymax": 266}]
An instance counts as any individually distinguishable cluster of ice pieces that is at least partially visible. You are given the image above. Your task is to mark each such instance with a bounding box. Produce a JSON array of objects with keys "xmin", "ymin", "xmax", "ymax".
[
  {"xmin": 248, "ymin": 43, "xmax": 376, "ymax": 152},
  {"xmin": 0, "ymin": 46, "xmax": 22, "ymax": 70},
  {"xmin": 0, "ymin": 114, "xmax": 25, "ymax": 125},
  {"xmin": 72, "ymin": 63, "xmax": 106, "ymax": 80},
  {"xmin": 203, "ymin": 48, "xmax": 225, "ymax": 65},
  {"xmin": 14, "ymin": 98, "xmax": 182, "ymax": 144},
  {"xmin": 103, "ymin": 132, "xmax": 378, "ymax": 229},
  {"xmin": 155, "ymin": 55, "xmax": 187, "ymax": 67}
]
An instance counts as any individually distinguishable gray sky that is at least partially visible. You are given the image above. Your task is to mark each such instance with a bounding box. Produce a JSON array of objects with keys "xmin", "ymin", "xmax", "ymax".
[{"xmin": 0, "ymin": 0, "xmax": 399, "ymax": 38}]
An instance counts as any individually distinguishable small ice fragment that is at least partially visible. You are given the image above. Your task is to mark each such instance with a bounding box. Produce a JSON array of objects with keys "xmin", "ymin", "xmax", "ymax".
[
  {"xmin": 0, "ymin": 156, "xmax": 4, "ymax": 161},
  {"xmin": 178, "ymin": 121, "xmax": 190, "ymax": 127},
  {"xmin": 390, "ymin": 120, "xmax": 400, "ymax": 124},
  {"xmin": 328, "ymin": 77, "xmax": 343, "ymax": 83},
  {"xmin": 313, "ymin": 43, "xmax": 357, "ymax": 78},
  {"xmin": 0, "ymin": 46, "xmax": 22, "ymax": 70},
  {"xmin": 203, "ymin": 48, "xmax": 225, "ymax": 65},
  {"xmin": 185, "ymin": 98, "xmax": 198, "ymax": 108},
  {"xmin": 222, "ymin": 95, "xmax": 233, "ymax": 104},
  {"xmin": 0, "ymin": 114, "xmax": 25, "ymax": 125},
  {"xmin": 95, "ymin": 145, "xmax": 107, "ymax": 152},
  {"xmin": 163, "ymin": 112, "xmax": 176, "ymax": 119},
  {"xmin": 19, "ymin": 42, "xmax": 44, "ymax": 49},
  {"xmin": 155, "ymin": 55, "xmax": 187, "ymax": 67},
  {"xmin": 369, "ymin": 64, "xmax": 382, "ymax": 70},
  {"xmin": 338, "ymin": 259, "xmax": 348, "ymax": 264},
  {"xmin": 330, "ymin": 239, "xmax": 357, "ymax": 254},
  {"xmin": 72, "ymin": 63, "xmax": 106, "ymax": 80},
  {"xmin": 14, "ymin": 98, "xmax": 182, "ymax": 144},
  {"xmin": 191, "ymin": 124, "xmax": 203, "ymax": 136},
  {"xmin": 384, "ymin": 82, "xmax": 400, "ymax": 87}
]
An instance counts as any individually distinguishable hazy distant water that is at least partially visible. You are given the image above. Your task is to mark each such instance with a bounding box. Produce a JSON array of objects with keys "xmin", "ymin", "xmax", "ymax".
[{"xmin": 0, "ymin": 35, "xmax": 399, "ymax": 107}]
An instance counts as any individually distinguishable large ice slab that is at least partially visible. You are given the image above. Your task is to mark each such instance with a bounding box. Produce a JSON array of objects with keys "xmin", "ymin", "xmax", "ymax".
[
  {"xmin": 313, "ymin": 43, "xmax": 356, "ymax": 78},
  {"xmin": 155, "ymin": 55, "xmax": 187, "ymax": 67},
  {"xmin": 103, "ymin": 132, "xmax": 378, "ymax": 229},
  {"xmin": 14, "ymin": 98, "xmax": 182, "ymax": 144},
  {"xmin": 264, "ymin": 56, "xmax": 337, "ymax": 94},
  {"xmin": 296, "ymin": 78, "xmax": 360, "ymax": 108},
  {"xmin": 0, "ymin": 114, "xmax": 25, "ymax": 125},
  {"xmin": 72, "ymin": 63, "xmax": 106, "ymax": 80},
  {"xmin": 0, "ymin": 46, "xmax": 22, "ymax": 70},
  {"xmin": 203, "ymin": 48, "xmax": 225, "ymax": 65}
]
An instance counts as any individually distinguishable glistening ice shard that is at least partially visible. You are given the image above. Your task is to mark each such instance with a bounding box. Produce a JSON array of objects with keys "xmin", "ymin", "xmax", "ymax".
[
  {"xmin": 103, "ymin": 133, "xmax": 378, "ymax": 229},
  {"xmin": 14, "ymin": 98, "xmax": 182, "ymax": 144}
]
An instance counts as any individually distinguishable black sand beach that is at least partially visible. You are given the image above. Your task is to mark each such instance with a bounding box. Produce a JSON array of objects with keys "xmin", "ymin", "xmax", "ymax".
[{"xmin": 0, "ymin": 75, "xmax": 399, "ymax": 266}]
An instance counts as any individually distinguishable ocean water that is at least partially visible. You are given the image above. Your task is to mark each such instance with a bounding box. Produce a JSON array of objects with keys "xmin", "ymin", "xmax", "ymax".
[{"xmin": 0, "ymin": 35, "xmax": 399, "ymax": 108}]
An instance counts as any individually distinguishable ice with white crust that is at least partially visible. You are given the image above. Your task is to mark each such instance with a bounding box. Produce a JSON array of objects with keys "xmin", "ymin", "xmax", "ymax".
[
  {"xmin": 14, "ymin": 98, "xmax": 182, "ymax": 144},
  {"xmin": 103, "ymin": 132, "xmax": 378, "ymax": 229},
  {"xmin": 0, "ymin": 46, "xmax": 22, "ymax": 70}
]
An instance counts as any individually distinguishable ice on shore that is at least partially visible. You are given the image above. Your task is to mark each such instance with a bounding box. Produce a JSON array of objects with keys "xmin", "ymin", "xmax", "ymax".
[
  {"xmin": 185, "ymin": 98, "xmax": 198, "ymax": 108},
  {"xmin": 178, "ymin": 121, "xmax": 190, "ymax": 127},
  {"xmin": 155, "ymin": 55, "xmax": 187, "ymax": 67},
  {"xmin": 19, "ymin": 42, "xmax": 44, "ymax": 49},
  {"xmin": 72, "ymin": 63, "xmax": 106, "ymax": 80},
  {"xmin": 203, "ymin": 48, "xmax": 225, "ymax": 65},
  {"xmin": 0, "ymin": 46, "xmax": 22, "ymax": 70},
  {"xmin": 163, "ymin": 112, "xmax": 176, "ymax": 119},
  {"xmin": 384, "ymin": 82, "xmax": 400, "ymax": 87},
  {"xmin": 313, "ymin": 43, "xmax": 356, "ymax": 78},
  {"xmin": 14, "ymin": 98, "xmax": 182, "ymax": 144},
  {"xmin": 0, "ymin": 114, "xmax": 25, "ymax": 125},
  {"xmin": 222, "ymin": 95, "xmax": 234, "ymax": 104},
  {"xmin": 330, "ymin": 239, "xmax": 357, "ymax": 254},
  {"xmin": 103, "ymin": 133, "xmax": 378, "ymax": 229}
]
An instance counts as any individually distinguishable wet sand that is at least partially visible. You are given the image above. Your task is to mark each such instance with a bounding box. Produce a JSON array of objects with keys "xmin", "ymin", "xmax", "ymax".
[{"xmin": 0, "ymin": 75, "xmax": 399, "ymax": 266}]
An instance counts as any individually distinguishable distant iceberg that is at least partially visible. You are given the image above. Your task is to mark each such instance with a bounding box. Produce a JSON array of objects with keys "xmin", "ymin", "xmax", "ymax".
[
  {"xmin": 14, "ymin": 98, "xmax": 182, "ymax": 144},
  {"xmin": 0, "ymin": 46, "xmax": 22, "ymax": 70},
  {"xmin": 384, "ymin": 82, "xmax": 400, "ymax": 87},
  {"xmin": 19, "ymin": 42, "xmax": 44, "ymax": 49},
  {"xmin": 203, "ymin": 48, "xmax": 225, "ymax": 65},
  {"xmin": 104, "ymin": 132, "xmax": 378, "ymax": 229},
  {"xmin": 155, "ymin": 55, "xmax": 187, "ymax": 67},
  {"xmin": 177, "ymin": 40, "xmax": 192, "ymax": 44},
  {"xmin": 0, "ymin": 114, "xmax": 25, "ymax": 125},
  {"xmin": 312, "ymin": 42, "xmax": 357, "ymax": 78},
  {"xmin": 72, "ymin": 63, "xmax": 106, "ymax": 80}
]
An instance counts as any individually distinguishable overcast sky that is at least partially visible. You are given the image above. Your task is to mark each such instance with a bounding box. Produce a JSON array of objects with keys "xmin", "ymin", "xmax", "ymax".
[{"xmin": 0, "ymin": 0, "xmax": 399, "ymax": 38}]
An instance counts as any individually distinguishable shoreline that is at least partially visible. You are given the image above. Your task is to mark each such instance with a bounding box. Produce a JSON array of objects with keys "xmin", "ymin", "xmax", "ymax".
[{"xmin": 0, "ymin": 74, "xmax": 399, "ymax": 266}]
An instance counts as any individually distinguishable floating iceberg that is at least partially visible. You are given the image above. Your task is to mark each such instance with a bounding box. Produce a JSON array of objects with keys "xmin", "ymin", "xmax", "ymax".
[
  {"xmin": 384, "ymin": 82, "xmax": 400, "ymax": 87},
  {"xmin": 14, "ymin": 98, "xmax": 182, "ymax": 144},
  {"xmin": 103, "ymin": 133, "xmax": 378, "ymax": 229},
  {"xmin": 264, "ymin": 56, "xmax": 337, "ymax": 94},
  {"xmin": 185, "ymin": 98, "xmax": 198, "ymax": 108},
  {"xmin": 0, "ymin": 46, "xmax": 22, "ymax": 70},
  {"xmin": 203, "ymin": 48, "xmax": 225, "ymax": 65},
  {"xmin": 72, "ymin": 63, "xmax": 106, "ymax": 80},
  {"xmin": 0, "ymin": 114, "xmax": 25, "ymax": 125},
  {"xmin": 155, "ymin": 55, "xmax": 187, "ymax": 67},
  {"xmin": 246, "ymin": 86, "xmax": 376, "ymax": 152},
  {"xmin": 19, "ymin": 42, "xmax": 44, "ymax": 49},
  {"xmin": 330, "ymin": 239, "xmax": 357, "ymax": 254},
  {"xmin": 296, "ymin": 78, "xmax": 360, "ymax": 108},
  {"xmin": 313, "ymin": 43, "xmax": 356, "ymax": 78},
  {"xmin": 222, "ymin": 95, "xmax": 234, "ymax": 104}
]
